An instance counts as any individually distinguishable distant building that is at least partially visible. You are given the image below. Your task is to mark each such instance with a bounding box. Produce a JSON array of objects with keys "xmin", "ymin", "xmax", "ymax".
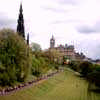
[
  {"xmin": 55, "ymin": 44, "xmax": 75, "ymax": 60},
  {"xmin": 50, "ymin": 35, "xmax": 75, "ymax": 61},
  {"xmin": 75, "ymin": 52, "xmax": 86, "ymax": 61},
  {"xmin": 49, "ymin": 35, "xmax": 86, "ymax": 62},
  {"xmin": 50, "ymin": 35, "xmax": 55, "ymax": 48}
]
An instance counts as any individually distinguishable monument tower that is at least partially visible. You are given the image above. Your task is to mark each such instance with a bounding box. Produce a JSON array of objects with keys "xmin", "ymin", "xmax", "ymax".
[{"xmin": 17, "ymin": 3, "xmax": 25, "ymax": 39}]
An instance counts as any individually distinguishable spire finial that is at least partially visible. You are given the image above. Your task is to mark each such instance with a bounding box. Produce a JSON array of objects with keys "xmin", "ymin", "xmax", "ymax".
[
  {"xmin": 20, "ymin": 2, "xmax": 23, "ymax": 12},
  {"xmin": 17, "ymin": 2, "xmax": 25, "ymax": 39}
]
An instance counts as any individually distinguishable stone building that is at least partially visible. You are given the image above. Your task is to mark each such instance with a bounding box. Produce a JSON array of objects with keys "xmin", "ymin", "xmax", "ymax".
[
  {"xmin": 75, "ymin": 52, "xmax": 86, "ymax": 62},
  {"xmin": 50, "ymin": 35, "xmax": 55, "ymax": 48},
  {"xmin": 49, "ymin": 35, "xmax": 85, "ymax": 62},
  {"xmin": 55, "ymin": 44, "xmax": 75, "ymax": 60},
  {"xmin": 50, "ymin": 35, "xmax": 75, "ymax": 61}
]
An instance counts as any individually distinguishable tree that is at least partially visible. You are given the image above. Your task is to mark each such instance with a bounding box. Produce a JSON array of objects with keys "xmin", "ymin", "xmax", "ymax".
[
  {"xmin": 0, "ymin": 29, "xmax": 32, "ymax": 86},
  {"xmin": 87, "ymin": 71, "xmax": 100, "ymax": 87},
  {"xmin": 78, "ymin": 61, "xmax": 93, "ymax": 76},
  {"xmin": 45, "ymin": 49, "xmax": 63, "ymax": 64},
  {"xmin": 87, "ymin": 64, "xmax": 100, "ymax": 87},
  {"xmin": 31, "ymin": 42, "xmax": 41, "ymax": 52},
  {"xmin": 31, "ymin": 55, "xmax": 49, "ymax": 77}
]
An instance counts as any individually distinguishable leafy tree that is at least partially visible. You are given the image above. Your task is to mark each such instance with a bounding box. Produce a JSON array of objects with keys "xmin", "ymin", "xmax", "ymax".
[
  {"xmin": 0, "ymin": 29, "xmax": 31, "ymax": 86},
  {"xmin": 78, "ymin": 61, "xmax": 93, "ymax": 76},
  {"xmin": 31, "ymin": 56, "xmax": 41, "ymax": 77},
  {"xmin": 45, "ymin": 49, "xmax": 63, "ymax": 64},
  {"xmin": 87, "ymin": 64, "xmax": 100, "ymax": 87},
  {"xmin": 31, "ymin": 55, "xmax": 49, "ymax": 77},
  {"xmin": 87, "ymin": 71, "xmax": 100, "ymax": 87},
  {"xmin": 31, "ymin": 42, "xmax": 41, "ymax": 52},
  {"xmin": 68, "ymin": 61, "xmax": 79, "ymax": 71}
]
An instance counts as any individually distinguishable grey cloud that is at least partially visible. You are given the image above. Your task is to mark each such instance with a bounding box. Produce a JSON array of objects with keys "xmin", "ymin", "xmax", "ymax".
[
  {"xmin": 77, "ymin": 26, "xmax": 97, "ymax": 33},
  {"xmin": 89, "ymin": 44, "xmax": 100, "ymax": 59},
  {"xmin": 51, "ymin": 19, "xmax": 81, "ymax": 24},
  {"xmin": 42, "ymin": 6, "xmax": 68, "ymax": 13},
  {"xmin": 0, "ymin": 19, "xmax": 15, "ymax": 27},
  {"xmin": 77, "ymin": 22, "xmax": 100, "ymax": 34},
  {"xmin": 76, "ymin": 40, "xmax": 100, "ymax": 59},
  {"xmin": 54, "ymin": 0, "xmax": 80, "ymax": 5},
  {"xmin": 0, "ymin": 12, "xmax": 16, "ymax": 29},
  {"xmin": 94, "ymin": 45, "xmax": 100, "ymax": 59}
]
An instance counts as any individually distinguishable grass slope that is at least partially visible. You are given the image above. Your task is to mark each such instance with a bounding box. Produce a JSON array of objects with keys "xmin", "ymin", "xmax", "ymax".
[{"xmin": 0, "ymin": 69, "xmax": 100, "ymax": 100}]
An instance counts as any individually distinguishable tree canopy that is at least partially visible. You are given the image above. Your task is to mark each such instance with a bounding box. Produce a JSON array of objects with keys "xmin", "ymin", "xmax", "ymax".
[
  {"xmin": 0, "ymin": 29, "xmax": 31, "ymax": 86},
  {"xmin": 31, "ymin": 42, "xmax": 41, "ymax": 52}
]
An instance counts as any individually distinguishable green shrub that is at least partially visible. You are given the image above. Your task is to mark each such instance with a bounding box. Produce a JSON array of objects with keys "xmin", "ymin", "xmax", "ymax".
[
  {"xmin": 78, "ymin": 61, "xmax": 93, "ymax": 76},
  {"xmin": 93, "ymin": 64, "xmax": 100, "ymax": 72},
  {"xmin": 68, "ymin": 61, "xmax": 79, "ymax": 71},
  {"xmin": 0, "ymin": 29, "xmax": 31, "ymax": 86},
  {"xmin": 87, "ymin": 64, "xmax": 100, "ymax": 87},
  {"xmin": 31, "ymin": 55, "xmax": 49, "ymax": 77},
  {"xmin": 87, "ymin": 71, "xmax": 100, "ymax": 87}
]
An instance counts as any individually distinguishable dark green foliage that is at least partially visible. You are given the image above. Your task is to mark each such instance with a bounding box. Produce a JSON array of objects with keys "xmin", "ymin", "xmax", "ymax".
[
  {"xmin": 31, "ymin": 55, "xmax": 49, "ymax": 77},
  {"xmin": 87, "ymin": 64, "xmax": 100, "ymax": 87},
  {"xmin": 67, "ymin": 60, "xmax": 100, "ymax": 87},
  {"xmin": 31, "ymin": 56, "xmax": 41, "ymax": 77},
  {"xmin": 68, "ymin": 61, "xmax": 79, "ymax": 71},
  {"xmin": 0, "ymin": 29, "xmax": 31, "ymax": 86},
  {"xmin": 54, "ymin": 64, "xmax": 59, "ymax": 70},
  {"xmin": 0, "ymin": 66, "xmax": 17, "ymax": 86},
  {"xmin": 93, "ymin": 64, "xmax": 100, "ymax": 72},
  {"xmin": 78, "ymin": 61, "xmax": 93, "ymax": 76},
  {"xmin": 87, "ymin": 71, "xmax": 100, "ymax": 87}
]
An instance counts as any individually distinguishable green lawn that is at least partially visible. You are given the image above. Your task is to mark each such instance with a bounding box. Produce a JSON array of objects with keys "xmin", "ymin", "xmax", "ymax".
[{"xmin": 0, "ymin": 69, "xmax": 100, "ymax": 100}]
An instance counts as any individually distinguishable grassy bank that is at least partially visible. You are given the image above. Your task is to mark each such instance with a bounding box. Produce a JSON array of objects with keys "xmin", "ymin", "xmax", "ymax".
[{"xmin": 0, "ymin": 69, "xmax": 100, "ymax": 100}]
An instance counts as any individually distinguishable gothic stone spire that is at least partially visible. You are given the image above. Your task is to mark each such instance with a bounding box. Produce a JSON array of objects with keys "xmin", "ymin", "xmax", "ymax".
[{"xmin": 17, "ymin": 3, "xmax": 25, "ymax": 39}]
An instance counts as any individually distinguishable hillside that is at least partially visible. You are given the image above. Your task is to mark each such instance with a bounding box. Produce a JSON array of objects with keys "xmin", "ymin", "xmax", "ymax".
[{"xmin": 0, "ymin": 69, "xmax": 100, "ymax": 100}]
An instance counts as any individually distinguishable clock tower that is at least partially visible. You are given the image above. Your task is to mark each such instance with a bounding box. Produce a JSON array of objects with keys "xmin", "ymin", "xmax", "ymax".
[{"xmin": 50, "ymin": 35, "xmax": 55, "ymax": 48}]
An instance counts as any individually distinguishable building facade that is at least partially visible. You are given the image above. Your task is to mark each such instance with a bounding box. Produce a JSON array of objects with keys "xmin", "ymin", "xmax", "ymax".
[
  {"xmin": 55, "ymin": 44, "xmax": 75, "ymax": 60},
  {"xmin": 50, "ymin": 35, "xmax": 55, "ymax": 48},
  {"xmin": 50, "ymin": 35, "xmax": 85, "ymax": 62}
]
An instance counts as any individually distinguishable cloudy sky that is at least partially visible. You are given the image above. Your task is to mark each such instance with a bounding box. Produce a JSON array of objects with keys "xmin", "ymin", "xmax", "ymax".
[{"xmin": 0, "ymin": 0, "xmax": 100, "ymax": 59}]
